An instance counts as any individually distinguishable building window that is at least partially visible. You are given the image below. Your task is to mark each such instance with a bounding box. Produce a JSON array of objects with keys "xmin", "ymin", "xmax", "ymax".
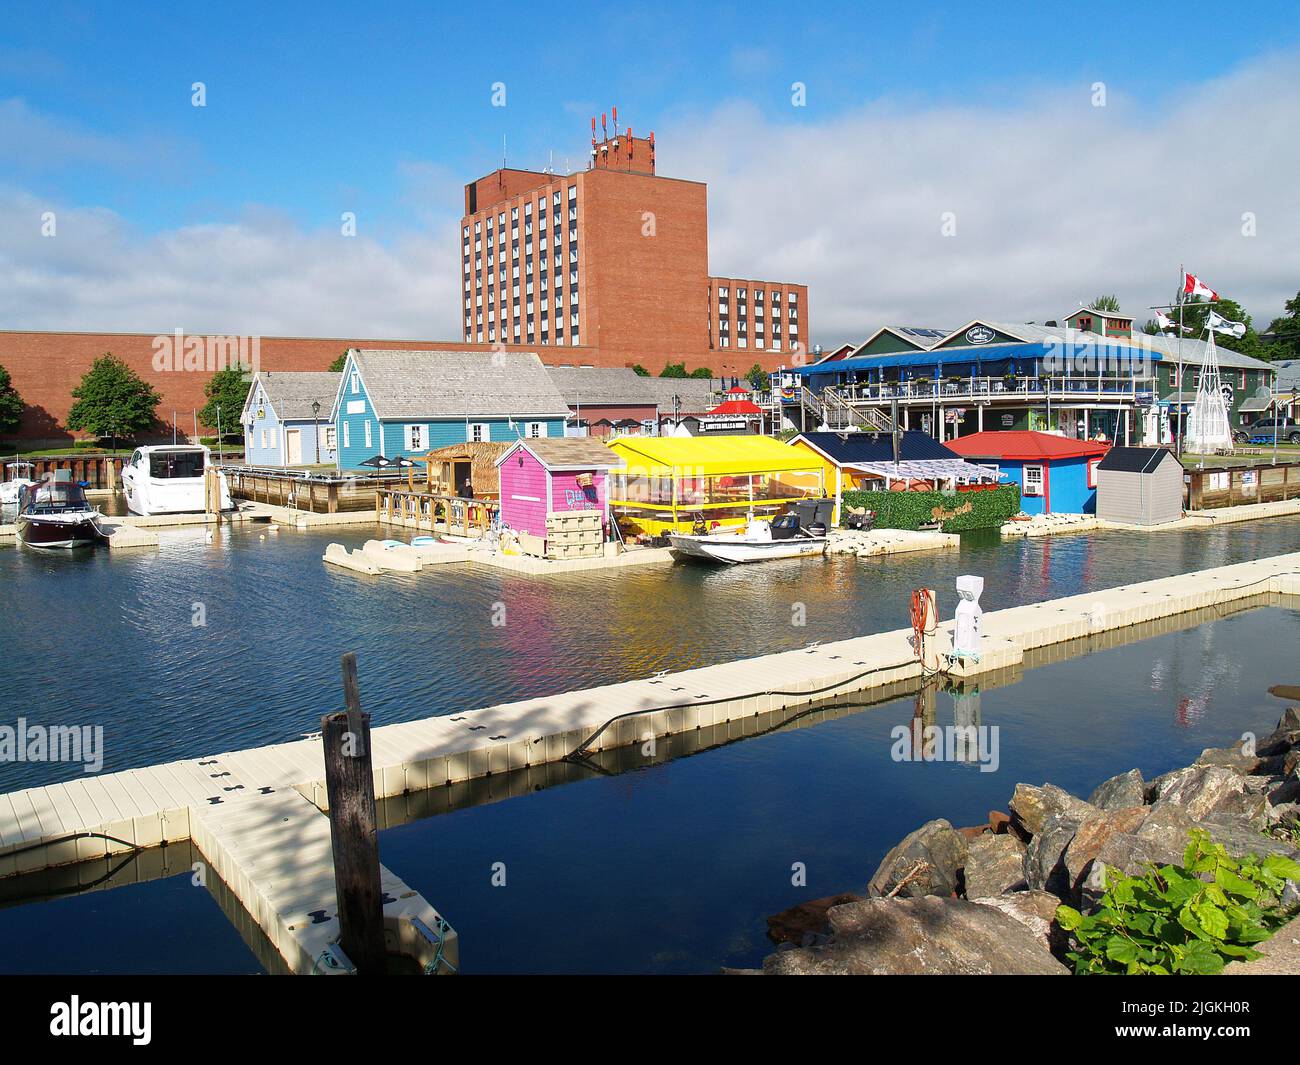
[
  {"xmin": 527, "ymin": 421, "xmax": 546, "ymax": 438},
  {"xmin": 1023, "ymin": 465, "xmax": 1044, "ymax": 496},
  {"xmin": 343, "ymin": 421, "xmax": 350, "ymax": 449},
  {"xmin": 405, "ymin": 424, "xmax": 425, "ymax": 452},
  {"xmin": 260, "ymin": 429, "xmax": 268, "ymax": 449},
  {"xmin": 324, "ymin": 426, "xmax": 337, "ymax": 452},
  {"xmin": 1087, "ymin": 458, "xmax": 1101, "ymax": 489},
  {"xmin": 364, "ymin": 421, "xmax": 373, "ymax": 449},
  {"xmin": 350, "ymin": 372, "xmax": 359, "ymax": 395},
  {"xmin": 470, "ymin": 422, "xmax": 488, "ymax": 442}
]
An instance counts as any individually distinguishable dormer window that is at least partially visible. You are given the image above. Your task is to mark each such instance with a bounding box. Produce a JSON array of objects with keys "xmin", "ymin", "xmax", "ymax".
[{"xmin": 350, "ymin": 371, "xmax": 359, "ymax": 395}]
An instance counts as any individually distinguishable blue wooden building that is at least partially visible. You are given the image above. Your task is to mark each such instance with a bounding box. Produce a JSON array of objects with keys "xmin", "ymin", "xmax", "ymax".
[
  {"xmin": 329, "ymin": 349, "xmax": 571, "ymax": 470},
  {"xmin": 241, "ymin": 371, "xmax": 341, "ymax": 466},
  {"xmin": 947, "ymin": 430, "xmax": 1110, "ymax": 515}
]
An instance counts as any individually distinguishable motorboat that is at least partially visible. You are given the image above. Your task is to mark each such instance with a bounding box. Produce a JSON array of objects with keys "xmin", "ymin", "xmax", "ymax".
[
  {"xmin": 668, "ymin": 515, "xmax": 828, "ymax": 564},
  {"xmin": 121, "ymin": 444, "xmax": 232, "ymax": 516},
  {"xmin": 14, "ymin": 471, "xmax": 110, "ymax": 549},
  {"xmin": 0, "ymin": 461, "xmax": 37, "ymax": 506}
]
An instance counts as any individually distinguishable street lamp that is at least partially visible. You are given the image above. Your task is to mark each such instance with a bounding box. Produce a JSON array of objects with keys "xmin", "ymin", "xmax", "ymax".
[{"xmin": 312, "ymin": 400, "xmax": 321, "ymax": 465}]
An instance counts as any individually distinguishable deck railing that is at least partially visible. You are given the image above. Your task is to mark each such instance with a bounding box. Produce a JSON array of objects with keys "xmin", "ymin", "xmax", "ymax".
[
  {"xmin": 810, "ymin": 376, "xmax": 1157, "ymax": 406},
  {"xmin": 374, "ymin": 488, "xmax": 497, "ymax": 536}
]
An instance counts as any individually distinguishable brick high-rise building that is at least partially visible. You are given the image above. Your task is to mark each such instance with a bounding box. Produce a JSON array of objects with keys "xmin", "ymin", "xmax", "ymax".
[{"xmin": 460, "ymin": 111, "xmax": 807, "ymax": 373}]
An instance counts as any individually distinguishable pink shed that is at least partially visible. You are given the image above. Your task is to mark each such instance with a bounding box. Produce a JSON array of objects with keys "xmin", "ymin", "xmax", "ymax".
[{"xmin": 496, "ymin": 438, "xmax": 619, "ymax": 540}]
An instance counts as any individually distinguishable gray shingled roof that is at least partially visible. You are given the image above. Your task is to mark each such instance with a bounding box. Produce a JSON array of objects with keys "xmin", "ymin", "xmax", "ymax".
[
  {"xmin": 506, "ymin": 437, "xmax": 621, "ymax": 468},
  {"xmin": 253, "ymin": 371, "xmax": 341, "ymax": 421},
  {"xmin": 349, "ymin": 349, "xmax": 570, "ymax": 419},
  {"xmin": 544, "ymin": 365, "xmax": 724, "ymax": 412}
]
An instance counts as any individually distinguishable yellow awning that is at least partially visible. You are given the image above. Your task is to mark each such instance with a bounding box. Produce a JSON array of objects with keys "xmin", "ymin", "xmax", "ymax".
[{"xmin": 607, "ymin": 435, "xmax": 818, "ymax": 476}]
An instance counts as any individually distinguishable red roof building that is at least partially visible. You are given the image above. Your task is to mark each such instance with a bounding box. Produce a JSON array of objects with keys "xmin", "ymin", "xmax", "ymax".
[
  {"xmin": 946, "ymin": 431, "xmax": 1110, "ymax": 515},
  {"xmin": 946, "ymin": 431, "xmax": 1110, "ymax": 461}
]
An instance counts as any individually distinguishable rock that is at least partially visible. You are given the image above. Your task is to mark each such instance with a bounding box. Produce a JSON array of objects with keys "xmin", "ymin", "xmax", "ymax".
[
  {"xmin": 957, "ymin": 825, "xmax": 990, "ymax": 841},
  {"xmin": 1196, "ymin": 745, "xmax": 1263, "ymax": 774},
  {"xmin": 1064, "ymin": 806, "xmax": 1149, "ymax": 898},
  {"xmin": 1268, "ymin": 802, "xmax": 1300, "ymax": 827},
  {"xmin": 766, "ymin": 893, "xmax": 860, "ymax": 945},
  {"xmin": 1269, "ymin": 772, "xmax": 1300, "ymax": 807},
  {"xmin": 1088, "ymin": 769, "xmax": 1145, "ymax": 810},
  {"xmin": 1285, "ymin": 748, "xmax": 1300, "ymax": 778},
  {"xmin": 972, "ymin": 890, "xmax": 1067, "ymax": 955},
  {"xmin": 1009, "ymin": 783, "xmax": 1097, "ymax": 837},
  {"xmin": 988, "ymin": 810, "xmax": 1012, "ymax": 834},
  {"xmin": 1257, "ymin": 708, "xmax": 1300, "ymax": 756},
  {"xmin": 963, "ymin": 833, "xmax": 1027, "ymax": 898},
  {"xmin": 762, "ymin": 896, "xmax": 1068, "ymax": 975},
  {"xmin": 867, "ymin": 818, "xmax": 968, "ymax": 899},
  {"xmin": 1150, "ymin": 764, "xmax": 1248, "ymax": 820},
  {"xmin": 1025, "ymin": 813, "xmax": 1082, "ymax": 898}
]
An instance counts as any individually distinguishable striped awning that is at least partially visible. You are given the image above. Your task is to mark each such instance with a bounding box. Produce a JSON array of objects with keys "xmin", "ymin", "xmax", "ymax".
[{"xmin": 846, "ymin": 459, "xmax": 1005, "ymax": 482}]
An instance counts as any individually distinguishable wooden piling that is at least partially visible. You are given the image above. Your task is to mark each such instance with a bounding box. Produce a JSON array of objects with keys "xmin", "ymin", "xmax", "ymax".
[{"xmin": 321, "ymin": 652, "xmax": 387, "ymax": 974}]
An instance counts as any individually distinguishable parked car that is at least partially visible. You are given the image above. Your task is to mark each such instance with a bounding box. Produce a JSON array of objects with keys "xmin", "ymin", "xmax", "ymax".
[{"xmin": 1235, "ymin": 420, "xmax": 1300, "ymax": 445}]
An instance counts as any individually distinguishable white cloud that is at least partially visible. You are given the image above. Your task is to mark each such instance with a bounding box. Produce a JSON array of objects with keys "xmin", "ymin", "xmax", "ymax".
[{"xmin": 2, "ymin": 49, "xmax": 1298, "ymax": 347}]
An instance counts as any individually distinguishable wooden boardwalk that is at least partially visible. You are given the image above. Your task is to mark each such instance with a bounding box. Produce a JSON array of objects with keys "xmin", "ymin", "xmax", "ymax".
[{"xmin": 2, "ymin": 550, "xmax": 1299, "ymax": 973}]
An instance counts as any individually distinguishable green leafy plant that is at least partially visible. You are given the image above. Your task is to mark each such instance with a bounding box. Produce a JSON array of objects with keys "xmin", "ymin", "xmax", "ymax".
[
  {"xmin": 1056, "ymin": 829, "xmax": 1300, "ymax": 975},
  {"xmin": 0, "ymin": 364, "xmax": 23, "ymax": 435},
  {"xmin": 199, "ymin": 367, "xmax": 251, "ymax": 435},
  {"xmin": 65, "ymin": 353, "xmax": 161, "ymax": 439},
  {"xmin": 840, "ymin": 485, "xmax": 1020, "ymax": 532}
]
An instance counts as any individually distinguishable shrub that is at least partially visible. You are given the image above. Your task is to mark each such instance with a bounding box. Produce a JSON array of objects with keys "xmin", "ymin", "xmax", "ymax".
[
  {"xmin": 1056, "ymin": 829, "xmax": 1300, "ymax": 975},
  {"xmin": 840, "ymin": 485, "xmax": 1020, "ymax": 532}
]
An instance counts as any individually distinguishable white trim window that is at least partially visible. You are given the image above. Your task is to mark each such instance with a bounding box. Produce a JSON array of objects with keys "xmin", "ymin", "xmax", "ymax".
[
  {"xmin": 1023, "ymin": 465, "xmax": 1045, "ymax": 496},
  {"xmin": 350, "ymin": 371, "xmax": 360, "ymax": 395},
  {"xmin": 343, "ymin": 422, "xmax": 350, "ymax": 449},
  {"xmin": 527, "ymin": 422, "xmax": 547, "ymax": 438},
  {"xmin": 1087, "ymin": 458, "xmax": 1101, "ymax": 489},
  {"xmin": 323, "ymin": 426, "xmax": 337, "ymax": 452},
  {"xmin": 405, "ymin": 424, "xmax": 426, "ymax": 451},
  {"xmin": 469, "ymin": 422, "xmax": 489, "ymax": 442},
  {"xmin": 364, "ymin": 420, "xmax": 373, "ymax": 449}
]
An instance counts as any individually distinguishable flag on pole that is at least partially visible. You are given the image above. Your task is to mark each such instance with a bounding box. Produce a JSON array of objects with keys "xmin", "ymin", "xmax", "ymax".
[
  {"xmin": 1182, "ymin": 271, "xmax": 1219, "ymax": 302},
  {"xmin": 1207, "ymin": 310, "xmax": 1246, "ymax": 338}
]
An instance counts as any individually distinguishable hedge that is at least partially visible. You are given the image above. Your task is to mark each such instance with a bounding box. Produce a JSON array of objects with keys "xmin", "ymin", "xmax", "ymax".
[{"xmin": 840, "ymin": 485, "xmax": 1021, "ymax": 532}]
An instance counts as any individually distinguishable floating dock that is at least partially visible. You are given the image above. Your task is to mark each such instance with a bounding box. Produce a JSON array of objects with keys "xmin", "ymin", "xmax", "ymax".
[{"xmin": 3, "ymin": 551, "xmax": 1300, "ymax": 972}]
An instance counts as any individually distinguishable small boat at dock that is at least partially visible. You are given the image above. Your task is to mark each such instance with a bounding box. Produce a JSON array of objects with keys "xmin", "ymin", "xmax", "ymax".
[
  {"xmin": 0, "ymin": 461, "xmax": 37, "ymax": 506},
  {"xmin": 668, "ymin": 515, "xmax": 828, "ymax": 565},
  {"xmin": 14, "ymin": 471, "xmax": 110, "ymax": 549}
]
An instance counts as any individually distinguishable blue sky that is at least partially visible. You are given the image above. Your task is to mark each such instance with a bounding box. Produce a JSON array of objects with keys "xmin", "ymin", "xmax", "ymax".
[
  {"xmin": 2, "ymin": 1, "xmax": 1298, "ymax": 341},
  {"xmin": 5, "ymin": 0, "xmax": 1296, "ymax": 235}
]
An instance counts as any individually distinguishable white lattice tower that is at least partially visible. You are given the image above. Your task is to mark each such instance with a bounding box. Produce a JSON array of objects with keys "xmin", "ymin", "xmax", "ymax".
[{"xmin": 1185, "ymin": 325, "xmax": 1233, "ymax": 452}]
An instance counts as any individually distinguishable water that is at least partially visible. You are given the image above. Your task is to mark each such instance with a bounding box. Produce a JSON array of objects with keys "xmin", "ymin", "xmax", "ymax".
[{"xmin": 0, "ymin": 515, "xmax": 1297, "ymax": 972}]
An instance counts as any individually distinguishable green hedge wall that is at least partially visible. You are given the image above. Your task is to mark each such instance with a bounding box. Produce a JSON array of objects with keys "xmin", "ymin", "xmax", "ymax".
[{"xmin": 840, "ymin": 485, "xmax": 1021, "ymax": 532}]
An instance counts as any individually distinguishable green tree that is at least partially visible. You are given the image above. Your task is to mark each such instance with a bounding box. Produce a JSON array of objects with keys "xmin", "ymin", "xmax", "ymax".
[
  {"xmin": 1091, "ymin": 294, "xmax": 1121, "ymax": 313},
  {"xmin": 328, "ymin": 352, "xmax": 348, "ymax": 372},
  {"xmin": 0, "ymin": 364, "xmax": 23, "ymax": 435},
  {"xmin": 199, "ymin": 367, "xmax": 251, "ymax": 435},
  {"xmin": 689, "ymin": 367, "xmax": 713, "ymax": 379},
  {"xmin": 1263, "ymin": 290, "xmax": 1300, "ymax": 360},
  {"xmin": 659, "ymin": 362, "xmax": 688, "ymax": 378},
  {"xmin": 65, "ymin": 353, "xmax": 161, "ymax": 439},
  {"xmin": 1177, "ymin": 295, "xmax": 1268, "ymax": 358},
  {"xmin": 631, "ymin": 363, "xmax": 650, "ymax": 376},
  {"xmin": 744, "ymin": 362, "xmax": 768, "ymax": 389}
]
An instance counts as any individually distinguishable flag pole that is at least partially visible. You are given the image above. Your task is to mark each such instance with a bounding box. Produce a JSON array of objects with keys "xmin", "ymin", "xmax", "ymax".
[{"xmin": 1175, "ymin": 264, "xmax": 1184, "ymax": 458}]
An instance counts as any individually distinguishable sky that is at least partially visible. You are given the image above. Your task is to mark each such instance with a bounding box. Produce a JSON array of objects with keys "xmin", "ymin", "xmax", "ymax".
[{"xmin": 1, "ymin": 0, "xmax": 1298, "ymax": 347}]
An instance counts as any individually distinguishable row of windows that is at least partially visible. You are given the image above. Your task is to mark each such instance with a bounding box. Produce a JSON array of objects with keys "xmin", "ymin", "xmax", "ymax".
[
  {"xmin": 715, "ymin": 287, "xmax": 799, "ymax": 303},
  {"xmin": 249, "ymin": 426, "xmax": 337, "ymax": 451},
  {"xmin": 463, "ymin": 186, "xmax": 577, "ymax": 240}
]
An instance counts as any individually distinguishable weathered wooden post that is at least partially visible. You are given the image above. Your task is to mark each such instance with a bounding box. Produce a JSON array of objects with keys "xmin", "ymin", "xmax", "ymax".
[{"xmin": 321, "ymin": 652, "xmax": 387, "ymax": 975}]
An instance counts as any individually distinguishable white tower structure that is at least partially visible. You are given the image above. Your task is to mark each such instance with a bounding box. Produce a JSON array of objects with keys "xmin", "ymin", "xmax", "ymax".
[{"xmin": 1184, "ymin": 326, "xmax": 1233, "ymax": 453}]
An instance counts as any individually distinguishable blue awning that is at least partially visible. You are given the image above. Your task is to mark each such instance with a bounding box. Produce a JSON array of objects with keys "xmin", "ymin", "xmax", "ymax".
[{"xmin": 795, "ymin": 341, "xmax": 1163, "ymax": 377}]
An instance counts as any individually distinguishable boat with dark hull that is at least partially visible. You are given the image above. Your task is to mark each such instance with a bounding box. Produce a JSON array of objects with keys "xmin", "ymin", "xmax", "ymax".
[{"xmin": 14, "ymin": 472, "xmax": 110, "ymax": 550}]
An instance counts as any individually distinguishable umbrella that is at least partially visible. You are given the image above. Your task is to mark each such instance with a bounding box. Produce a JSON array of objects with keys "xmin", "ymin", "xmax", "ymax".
[
  {"xmin": 388, "ymin": 454, "xmax": 426, "ymax": 489},
  {"xmin": 357, "ymin": 455, "xmax": 391, "ymax": 469}
]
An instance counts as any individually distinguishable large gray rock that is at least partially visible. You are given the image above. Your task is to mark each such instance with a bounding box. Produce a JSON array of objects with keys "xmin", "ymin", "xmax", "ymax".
[
  {"xmin": 1064, "ymin": 805, "xmax": 1150, "ymax": 898},
  {"xmin": 1009, "ymin": 783, "xmax": 1098, "ymax": 837},
  {"xmin": 972, "ymin": 889, "xmax": 1067, "ymax": 955},
  {"xmin": 1025, "ymin": 813, "xmax": 1082, "ymax": 898},
  {"xmin": 1088, "ymin": 769, "xmax": 1145, "ymax": 810},
  {"xmin": 763, "ymin": 895, "xmax": 1068, "ymax": 975},
  {"xmin": 1150, "ymin": 764, "xmax": 1249, "ymax": 820},
  {"xmin": 963, "ymin": 833, "xmax": 1027, "ymax": 898},
  {"xmin": 1257, "ymin": 708, "xmax": 1300, "ymax": 757},
  {"xmin": 1196, "ymin": 745, "xmax": 1264, "ymax": 774},
  {"xmin": 867, "ymin": 818, "xmax": 968, "ymax": 899}
]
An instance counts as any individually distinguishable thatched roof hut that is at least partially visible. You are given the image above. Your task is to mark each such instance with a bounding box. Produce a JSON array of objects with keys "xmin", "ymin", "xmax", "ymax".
[{"xmin": 421, "ymin": 441, "xmax": 512, "ymax": 498}]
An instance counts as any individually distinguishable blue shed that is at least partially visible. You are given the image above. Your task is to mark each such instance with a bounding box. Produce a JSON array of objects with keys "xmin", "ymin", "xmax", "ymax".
[
  {"xmin": 947, "ymin": 431, "xmax": 1110, "ymax": 515},
  {"xmin": 328, "ymin": 349, "xmax": 571, "ymax": 471},
  {"xmin": 241, "ymin": 371, "xmax": 341, "ymax": 466}
]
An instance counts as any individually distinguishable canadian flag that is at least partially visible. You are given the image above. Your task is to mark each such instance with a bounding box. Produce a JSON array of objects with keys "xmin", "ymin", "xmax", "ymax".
[{"xmin": 1183, "ymin": 271, "xmax": 1218, "ymax": 302}]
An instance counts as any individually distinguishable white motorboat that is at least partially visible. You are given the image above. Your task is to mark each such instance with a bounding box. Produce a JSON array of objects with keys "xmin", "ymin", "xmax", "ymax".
[
  {"xmin": 0, "ymin": 461, "xmax": 37, "ymax": 506},
  {"xmin": 14, "ymin": 472, "xmax": 110, "ymax": 549},
  {"xmin": 121, "ymin": 445, "xmax": 232, "ymax": 516},
  {"xmin": 668, "ymin": 516, "xmax": 828, "ymax": 565}
]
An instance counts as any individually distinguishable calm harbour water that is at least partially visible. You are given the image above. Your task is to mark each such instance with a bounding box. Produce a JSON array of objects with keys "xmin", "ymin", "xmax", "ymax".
[{"xmin": 0, "ymin": 514, "xmax": 1297, "ymax": 973}]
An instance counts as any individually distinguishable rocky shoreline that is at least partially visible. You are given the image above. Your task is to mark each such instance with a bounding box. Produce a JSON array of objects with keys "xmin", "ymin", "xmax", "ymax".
[{"xmin": 748, "ymin": 708, "xmax": 1300, "ymax": 975}]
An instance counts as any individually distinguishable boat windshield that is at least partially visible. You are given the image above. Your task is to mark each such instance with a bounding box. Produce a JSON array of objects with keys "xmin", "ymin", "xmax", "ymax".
[
  {"xmin": 21, "ymin": 482, "xmax": 90, "ymax": 513},
  {"xmin": 150, "ymin": 450, "xmax": 205, "ymax": 479}
]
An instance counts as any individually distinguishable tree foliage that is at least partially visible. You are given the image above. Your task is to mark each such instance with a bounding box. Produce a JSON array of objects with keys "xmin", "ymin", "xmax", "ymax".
[
  {"xmin": 631, "ymin": 363, "xmax": 650, "ymax": 377},
  {"xmin": 1264, "ymin": 289, "xmax": 1300, "ymax": 360},
  {"xmin": 199, "ymin": 367, "xmax": 251, "ymax": 434},
  {"xmin": 0, "ymin": 364, "xmax": 23, "ymax": 435},
  {"xmin": 65, "ymin": 353, "xmax": 161, "ymax": 438},
  {"xmin": 1091, "ymin": 294, "xmax": 1121, "ymax": 313},
  {"xmin": 745, "ymin": 362, "xmax": 768, "ymax": 389},
  {"xmin": 659, "ymin": 362, "xmax": 688, "ymax": 378},
  {"xmin": 328, "ymin": 352, "xmax": 348, "ymax": 373}
]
